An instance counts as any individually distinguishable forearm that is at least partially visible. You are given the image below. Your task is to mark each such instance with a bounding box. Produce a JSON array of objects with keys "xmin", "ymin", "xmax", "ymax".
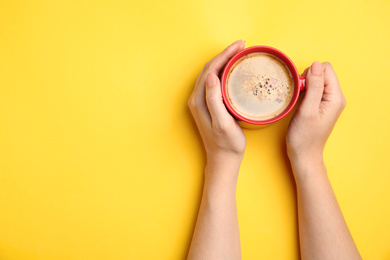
[
  {"xmin": 291, "ymin": 158, "xmax": 361, "ymax": 260},
  {"xmin": 187, "ymin": 160, "xmax": 241, "ymax": 260}
]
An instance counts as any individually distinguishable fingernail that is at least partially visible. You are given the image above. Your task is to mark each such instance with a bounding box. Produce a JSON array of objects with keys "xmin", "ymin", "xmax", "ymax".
[
  {"xmin": 240, "ymin": 41, "xmax": 245, "ymax": 49},
  {"xmin": 207, "ymin": 73, "xmax": 217, "ymax": 87},
  {"xmin": 233, "ymin": 40, "xmax": 242, "ymax": 45},
  {"xmin": 311, "ymin": 61, "xmax": 323, "ymax": 75}
]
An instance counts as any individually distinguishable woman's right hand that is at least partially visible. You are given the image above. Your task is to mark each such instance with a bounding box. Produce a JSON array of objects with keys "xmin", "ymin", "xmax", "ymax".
[
  {"xmin": 286, "ymin": 62, "xmax": 346, "ymax": 173},
  {"xmin": 188, "ymin": 40, "xmax": 247, "ymax": 174}
]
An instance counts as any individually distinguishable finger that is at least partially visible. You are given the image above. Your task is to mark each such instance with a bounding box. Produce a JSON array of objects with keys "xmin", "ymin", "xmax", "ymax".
[
  {"xmin": 300, "ymin": 61, "xmax": 325, "ymax": 111},
  {"xmin": 188, "ymin": 91, "xmax": 212, "ymax": 128},
  {"xmin": 321, "ymin": 62, "xmax": 346, "ymax": 109},
  {"xmin": 196, "ymin": 40, "xmax": 245, "ymax": 84},
  {"xmin": 189, "ymin": 62, "xmax": 212, "ymax": 124},
  {"xmin": 194, "ymin": 61, "xmax": 210, "ymax": 89},
  {"xmin": 208, "ymin": 40, "xmax": 245, "ymax": 74},
  {"xmin": 205, "ymin": 73, "xmax": 232, "ymax": 126},
  {"xmin": 322, "ymin": 62, "xmax": 343, "ymax": 98},
  {"xmin": 300, "ymin": 67, "xmax": 309, "ymax": 77},
  {"xmin": 191, "ymin": 40, "xmax": 244, "ymax": 122},
  {"xmin": 322, "ymin": 62, "xmax": 340, "ymax": 89},
  {"xmin": 193, "ymin": 40, "xmax": 244, "ymax": 97},
  {"xmin": 188, "ymin": 94, "xmax": 212, "ymax": 141}
]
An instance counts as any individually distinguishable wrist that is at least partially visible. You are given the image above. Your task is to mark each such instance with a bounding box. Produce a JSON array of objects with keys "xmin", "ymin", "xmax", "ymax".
[
  {"xmin": 289, "ymin": 154, "xmax": 327, "ymax": 185},
  {"xmin": 207, "ymin": 148, "xmax": 244, "ymax": 160},
  {"xmin": 206, "ymin": 152, "xmax": 243, "ymax": 171},
  {"xmin": 287, "ymin": 147, "xmax": 323, "ymax": 167},
  {"xmin": 204, "ymin": 154, "xmax": 242, "ymax": 187}
]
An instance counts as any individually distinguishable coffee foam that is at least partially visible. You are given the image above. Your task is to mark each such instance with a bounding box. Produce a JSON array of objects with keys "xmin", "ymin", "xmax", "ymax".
[{"xmin": 227, "ymin": 53, "xmax": 294, "ymax": 120}]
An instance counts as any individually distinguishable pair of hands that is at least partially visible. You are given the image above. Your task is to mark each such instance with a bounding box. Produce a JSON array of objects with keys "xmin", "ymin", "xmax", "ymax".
[
  {"xmin": 188, "ymin": 40, "xmax": 346, "ymax": 180},
  {"xmin": 187, "ymin": 42, "xmax": 361, "ymax": 260}
]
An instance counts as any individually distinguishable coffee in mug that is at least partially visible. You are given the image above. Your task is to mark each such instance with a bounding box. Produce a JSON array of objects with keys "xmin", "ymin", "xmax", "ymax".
[
  {"xmin": 221, "ymin": 46, "xmax": 306, "ymax": 128},
  {"xmin": 226, "ymin": 53, "xmax": 294, "ymax": 121}
]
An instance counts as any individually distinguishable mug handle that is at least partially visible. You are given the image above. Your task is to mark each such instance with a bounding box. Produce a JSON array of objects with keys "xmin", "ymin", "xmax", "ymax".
[{"xmin": 299, "ymin": 76, "xmax": 306, "ymax": 91}]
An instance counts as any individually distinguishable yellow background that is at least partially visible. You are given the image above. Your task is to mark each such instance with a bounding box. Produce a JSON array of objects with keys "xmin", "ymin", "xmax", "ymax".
[{"xmin": 0, "ymin": 0, "xmax": 389, "ymax": 259}]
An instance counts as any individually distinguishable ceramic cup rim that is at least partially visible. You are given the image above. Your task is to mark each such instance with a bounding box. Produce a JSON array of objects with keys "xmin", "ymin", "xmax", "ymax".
[{"xmin": 220, "ymin": 46, "xmax": 302, "ymax": 125}]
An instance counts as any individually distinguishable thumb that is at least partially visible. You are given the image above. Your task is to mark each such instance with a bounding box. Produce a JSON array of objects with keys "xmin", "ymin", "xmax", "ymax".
[
  {"xmin": 300, "ymin": 61, "xmax": 324, "ymax": 111},
  {"xmin": 205, "ymin": 73, "xmax": 232, "ymax": 124}
]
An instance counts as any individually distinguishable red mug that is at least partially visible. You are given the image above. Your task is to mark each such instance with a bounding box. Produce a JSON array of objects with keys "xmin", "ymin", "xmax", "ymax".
[{"xmin": 221, "ymin": 46, "xmax": 306, "ymax": 129}]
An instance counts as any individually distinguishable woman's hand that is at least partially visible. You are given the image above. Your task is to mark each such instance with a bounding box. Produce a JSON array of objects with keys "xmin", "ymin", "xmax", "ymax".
[
  {"xmin": 187, "ymin": 41, "xmax": 246, "ymax": 260},
  {"xmin": 188, "ymin": 40, "xmax": 246, "ymax": 172},
  {"xmin": 286, "ymin": 62, "xmax": 360, "ymax": 260},
  {"xmin": 286, "ymin": 61, "xmax": 346, "ymax": 171}
]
